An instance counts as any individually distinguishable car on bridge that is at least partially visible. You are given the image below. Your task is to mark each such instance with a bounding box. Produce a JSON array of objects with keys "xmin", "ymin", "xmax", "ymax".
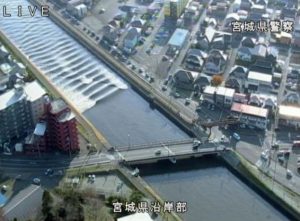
[
  {"xmin": 233, "ymin": 133, "xmax": 240, "ymax": 141},
  {"xmin": 32, "ymin": 178, "xmax": 41, "ymax": 185},
  {"xmin": 193, "ymin": 140, "xmax": 202, "ymax": 150},
  {"xmin": 155, "ymin": 150, "xmax": 162, "ymax": 155}
]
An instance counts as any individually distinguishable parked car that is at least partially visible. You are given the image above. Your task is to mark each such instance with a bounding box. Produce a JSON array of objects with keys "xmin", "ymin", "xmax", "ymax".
[
  {"xmin": 233, "ymin": 133, "xmax": 240, "ymax": 141},
  {"xmin": 286, "ymin": 169, "xmax": 293, "ymax": 178}
]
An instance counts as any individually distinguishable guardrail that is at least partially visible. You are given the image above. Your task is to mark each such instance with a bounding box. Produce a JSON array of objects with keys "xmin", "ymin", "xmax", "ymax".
[
  {"xmin": 124, "ymin": 148, "xmax": 226, "ymax": 163},
  {"xmin": 116, "ymin": 138, "xmax": 194, "ymax": 151}
]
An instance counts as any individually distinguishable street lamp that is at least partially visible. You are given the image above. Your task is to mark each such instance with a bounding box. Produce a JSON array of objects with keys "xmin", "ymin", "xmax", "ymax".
[{"xmin": 128, "ymin": 134, "xmax": 131, "ymax": 150}]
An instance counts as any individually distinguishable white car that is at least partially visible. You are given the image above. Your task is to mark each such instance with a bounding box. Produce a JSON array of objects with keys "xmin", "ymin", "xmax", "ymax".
[
  {"xmin": 286, "ymin": 169, "xmax": 293, "ymax": 178},
  {"xmin": 33, "ymin": 178, "xmax": 41, "ymax": 185},
  {"xmin": 233, "ymin": 133, "xmax": 240, "ymax": 141}
]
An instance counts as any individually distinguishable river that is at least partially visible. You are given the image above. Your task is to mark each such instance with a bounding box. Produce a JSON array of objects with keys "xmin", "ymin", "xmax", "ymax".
[{"xmin": 139, "ymin": 157, "xmax": 292, "ymax": 221}]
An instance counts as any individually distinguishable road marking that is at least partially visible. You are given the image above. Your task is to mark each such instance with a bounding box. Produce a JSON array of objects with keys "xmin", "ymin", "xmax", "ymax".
[{"xmin": 4, "ymin": 185, "xmax": 40, "ymax": 215}]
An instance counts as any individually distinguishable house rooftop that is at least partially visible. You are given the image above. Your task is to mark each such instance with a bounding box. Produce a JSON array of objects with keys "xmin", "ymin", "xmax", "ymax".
[
  {"xmin": 248, "ymin": 71, "xmax": 272, "ymax": 83},
  {"xmin": 50, "ymin": 99, "xmax": 68, "ymax": 114},
  {"xmin": 278, "ymin": 105, "xmax": 300, "ymax": 120},
  {"xmin": 168, "ymin": 28, "xmax": 189, "ymax": 48},
  {"xmin": 0, "ymin": 87, "xmax": 26, "ymax": 111},
  {"xmin": 24, "ymin": 81, "xmax": 47, "ymax": 102},
  {"xmin": 204, "ymin": 86, "xmax": 235, "ymax": 97},
  {"xmin": 231, "ymin": 102, "xmax": 268, "ymax": 118}
]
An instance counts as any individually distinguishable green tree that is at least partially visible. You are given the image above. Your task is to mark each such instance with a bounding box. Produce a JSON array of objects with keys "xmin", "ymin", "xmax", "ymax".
[
  {"xmin": 129, "ymin": 190, "xmax": 144, "ymax": 205},
  {"xmin": 42, "ymin": 190, "xmax": 53, "ymax": 218}
]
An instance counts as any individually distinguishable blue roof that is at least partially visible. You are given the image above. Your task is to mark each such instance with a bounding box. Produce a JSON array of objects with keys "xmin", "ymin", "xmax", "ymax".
[{"xmin": 168, "ymin": 28, "xmax": 189, "ymax": 47}]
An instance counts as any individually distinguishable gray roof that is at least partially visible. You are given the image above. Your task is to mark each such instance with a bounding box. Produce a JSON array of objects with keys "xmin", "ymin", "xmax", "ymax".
[{"xmin": 125, "ymin": 27, "xmax": 140, "ymax": 41}]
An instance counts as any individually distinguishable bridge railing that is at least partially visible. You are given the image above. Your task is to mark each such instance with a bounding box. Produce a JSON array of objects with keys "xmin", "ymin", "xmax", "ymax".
[{"xmin": 116, "ymin": 138, "xmax": 194, "ymax": 151}]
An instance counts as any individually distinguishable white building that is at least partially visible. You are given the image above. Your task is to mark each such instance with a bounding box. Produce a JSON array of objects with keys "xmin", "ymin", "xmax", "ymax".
[
  {"xmin": 246, "ymin": 71, "xmax": 272, "ymax": 93},
  {"xmin": 278, "ymin": 105, "xmax": 300, "ymax": 129},
  {"xmin": 24, "ymin": 81, "xmax": 47, "ymax": 124},
  {"xmin": 203, "ymin": 86, "xmax": 235, "ymax": 107},
  {"xmin": 74, "ymin": 4, "xmax": 88, "ymax": 18}
]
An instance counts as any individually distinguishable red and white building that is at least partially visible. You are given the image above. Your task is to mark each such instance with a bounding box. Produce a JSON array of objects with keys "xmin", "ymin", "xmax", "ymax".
[
  {"xmin": 231, "ymin": 102, "xmax": 269, "ymax": 129},
  {"xmin": 46, "ymin": 99, "xmax": 79, "ymax": 153}
]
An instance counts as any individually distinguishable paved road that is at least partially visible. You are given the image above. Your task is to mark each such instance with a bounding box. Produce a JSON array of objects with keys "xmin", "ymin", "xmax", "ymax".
[
  {"xmin": 275, "ymin": 47, "xmax": 292, "ymax": 127},
  {"xmin": 3, "ymin": 185, "xmax": 43, "ymax": 221}
]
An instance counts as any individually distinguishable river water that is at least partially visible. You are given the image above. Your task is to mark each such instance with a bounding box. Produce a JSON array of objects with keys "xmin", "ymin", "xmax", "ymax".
[
  {"xmin": 0, "ymin": 0, "xmax": 189, "ymax": 146},
  {"xmin": 0, "ymin": 1, "xmax": 293, "ymax": 220},
  {"xmin": 139, "ymin": 157, "xmax": 291, "ymax": 221}
]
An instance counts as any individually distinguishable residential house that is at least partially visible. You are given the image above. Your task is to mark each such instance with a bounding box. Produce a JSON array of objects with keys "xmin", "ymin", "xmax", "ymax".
[
  {"xmin": 251, "ymin": 4, "xmax": 266, "ymax": 14},
  {"xmin": 184, "ymin": 49, "xmax": 207, "ymax": 71},
  {"xmin": 246, "ymin": 71, "xmax": 273, "ymax": 93},
  {"xmin": 237, "ymin": 46, "xmax": 253, "ymax": 62},
  {"xmin": 231, "ymin": 102, "xmax": 269, "ymax": 129},
  {"xmin": 241, "ymin": 37, "xmax": 256, "ymax": 48},
  {"xmin": 275, "ymin": 32, "xmax": 292, "ymax": 45},
  {"xmin": 247, "ymin": 12, "xmax": 262, "ymax": 22},
  {"xmin": 280, "ymin": 7, "xmax": 297, "ymax": 20},
  {"xmin": 130, "ymin": 18, "xmax": 146, "ymax": 29},
  {"xmin": 123, "ymin": 27, "xmax": 141, "ymax": 54},
  {"xmin": 248, "ymin": 93, "xmax": 277, "ymax": 113},
  {"xmin": 233, "ymin": 93, "xmax": 248, "ymax": 104},
  {"xmin": 250, "ymin": 60, "xmax": 274, "ymax": 74},
  {"xmin": 251, "ymin": 43, "xmax": 267, "ymax": 60},
  {"xmin": 102, "ymin": 25, "xmax": 119, "ymax": 45},
  {"xmin": 224, "ymin": 13, "xmax": 240, "ymax": 29},
  {"xmin": 266, "ymin": 47, "xmax": 278, "ymax": 64},
  {"xmin": 225, "ymin": 78, "xmax": 242, "ymax": 92},
  {"xmin": 293, "ymin": 30, "xmax": 300, "ymax": 48},
  {"xmin": 278, "ymin": 105, "xmax": 300, "ymax": 129},
  {"xmin": 240, "ymin": 0, "xmax": 253, "ymax": 10},
  {"xmin": 203, "ymin": 86, "xmax": 235, "ymax": 107},
  {"xmin": 203, "ymin": 49, "xmax": 227, "ymax": 75},
  {"xmin": 229, "ymin": 65, "xmax": 248, "ymax": 79},
  {"xmin": 195, "ymin": 26, "xmax": 215, "ymax": 50},
  {"xmin": 210, "ymin": 36, "xmax": 225, "ymax": 50},
  {"xmin": 195, "ymin": 75, "xmax": 211, "ymax": 90},
  {"xmin": 173, "ymin": 69, "xmax": 199, "ymax": 90},
  {"xmin": 255, "ymin": 0, "xmax": 268, "ymax": 6}
]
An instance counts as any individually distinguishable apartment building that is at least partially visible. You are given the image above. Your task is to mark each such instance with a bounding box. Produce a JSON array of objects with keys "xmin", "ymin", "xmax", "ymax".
[
  {"xmin": 0, "ymin": 81, "xmax": 46, "ymax": 145},
  {"xmin": 46, "ymin": 99, "xmax": 79, "ymax": 152},
  {"xmin": 164, "ymin": 0, "xmax": 189, "ymax": 20}
]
